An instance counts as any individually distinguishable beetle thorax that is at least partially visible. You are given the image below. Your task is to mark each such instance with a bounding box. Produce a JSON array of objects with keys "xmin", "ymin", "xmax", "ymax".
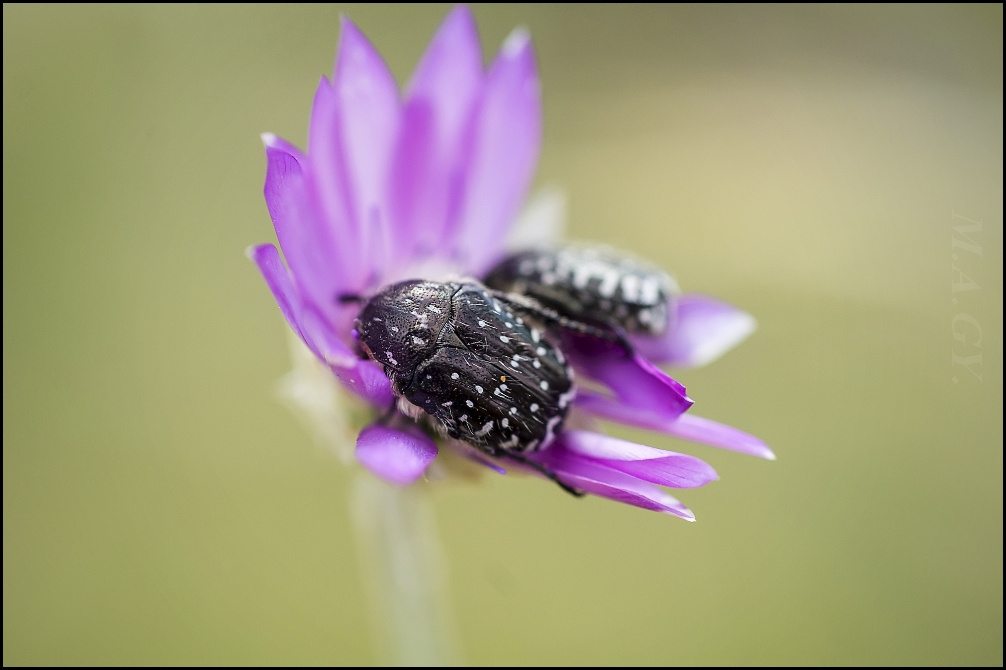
[{"xmin": 355, "ymin": 280, "xmax": 455, "ymax": 386}]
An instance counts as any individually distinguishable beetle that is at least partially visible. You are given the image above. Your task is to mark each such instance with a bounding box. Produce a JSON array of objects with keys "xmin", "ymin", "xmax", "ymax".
[
  {"xmin": 353, "ymin": 279, "xmax": 584, "ymax": 494},
  {"xmin": 484, "ymin": 245, "xmax": 679, "ymax": 337}
]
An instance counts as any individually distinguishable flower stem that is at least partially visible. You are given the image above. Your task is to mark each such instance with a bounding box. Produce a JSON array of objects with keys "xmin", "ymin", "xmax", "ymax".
[{"xmin": 350, "ymin": 474, "xmax": 462, "ymax": 666}]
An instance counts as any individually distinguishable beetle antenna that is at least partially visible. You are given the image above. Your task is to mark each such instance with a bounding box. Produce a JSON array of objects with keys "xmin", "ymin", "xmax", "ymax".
[{"xmin": 337, "ymin": 292, "xmax": 365, "ymax": 304}]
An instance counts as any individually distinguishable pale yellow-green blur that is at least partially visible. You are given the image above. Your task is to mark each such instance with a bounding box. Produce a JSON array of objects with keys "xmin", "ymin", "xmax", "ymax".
[{"xmin": 3, "ymin": 4, "xmax": 1001, "ymax": 665}]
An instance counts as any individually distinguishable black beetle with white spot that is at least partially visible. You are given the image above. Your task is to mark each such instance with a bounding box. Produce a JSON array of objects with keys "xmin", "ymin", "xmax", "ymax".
[{"xmin": 353, "ymin": 279, "xmax": 587, "ymax": 493}]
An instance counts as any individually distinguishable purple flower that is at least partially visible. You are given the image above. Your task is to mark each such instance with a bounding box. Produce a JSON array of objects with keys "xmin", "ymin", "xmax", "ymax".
[{"xmin": 249, "ymin": 6, "xmax": 770, "ymax": 520}]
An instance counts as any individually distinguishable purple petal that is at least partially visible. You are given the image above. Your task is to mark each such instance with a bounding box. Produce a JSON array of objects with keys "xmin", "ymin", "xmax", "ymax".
[
  {"xmin": 356, "ymin": 424, "xmax": 438, "ymax": 485},
  {"xmin": 574, "ymin": 390, "xmax": 670, "ymax": 432},
  {"xmin": 247, "ymin": 242, "xmax": 352, "ymax": 367},
  {"xmin": 249, "ymin": 244, "xmax": 395, "ymax": 407},
  {"xmin": 451, "ymin": 28, "xmax": 542, "ymax": 274},
  {"xmin": 387, "ymin": 97, "xmax": 439, "ymax": 263},
  {"xmin": 248, "ymin": 243, "xmax": 313, "ymax": 354},
  {"xmin": 262, "ymin": 134, "xmax": 349, "ymax": 324},
  {"xmin": 392, "ymin": 6, "xmax": 485, "ymax": 263},
  {"xmin": 332, "ymin": 17, "xmax": 401, "ymax": 280},
  {"xmin": 261, "ymin": 132, "xmax": 305, "ymax": 163},
  {"xmin": 564, "ymin": 335, "xmax": 693, "ymax": 421},
  {"xmin": 548, "ymin": 430, "xmax": 718, "ymax": 488},
  {"xmin": 530, "ymin": 453, "xmax": 695, "ymax": 520},
  {"xmin": 305, "ymin": 77, "xmax": 361, "ymax": 285},
  {"xmin": 333, "ymin": 358, "xmax": 395, "ymax": 408},
  {"xmin": 317, "ymin": 317, "xmax": 394, "ymax": 407},
  {"xmin": 575, "ymin": 395, "xmax": 774, "ymax": 459},
  {"xmin": 406, "ymin": 5, "xmax": 483, "ymax": 141},
  {"xmin": 657, "ymin": 413, "xmax": 775, "ymax": 460},
  {"xmin": 631, "ymin": 294, "xmax": 757, "ymax": 367}
]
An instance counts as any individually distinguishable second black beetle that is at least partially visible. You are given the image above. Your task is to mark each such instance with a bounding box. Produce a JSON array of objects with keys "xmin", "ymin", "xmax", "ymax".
[{"xmin": 484, "ymin": 245, "xmax": 679, "ymax": 337}]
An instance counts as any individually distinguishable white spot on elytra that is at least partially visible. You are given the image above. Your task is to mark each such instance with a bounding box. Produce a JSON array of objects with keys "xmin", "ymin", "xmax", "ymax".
[
  {"xmin": 536, "ymin": 346, "xmax": 546, "ymax": 356},
  {"xmin": 476, "ymin": 421, "xmax": 493, "ymax": 437},
  {"xmin": 451, "ymin": 372, "xmax": 459, "ymax": 380},
  {"xmin": 390, "ymin": 326, "xmax": 399, "ymax": 332},
  {"xmin": 427, "ymin": 305, "xmax": 442, "ymax": 314},
  {"xmin": 412, "ymin": 336, "xmax": 426, "ymax": 345},
  {"xmin": 466, "ymin": 399, "xmax": 474, "ymax": 408},
  {"xmin": 532, "ymin": 359, "xmax": 541, "ymax": 368},
  {"xmin": 475, "ymin": 385, "xmax": 484, "ymax": 394},
  {"xmin": 531, "ymin": 329, "xmax": 541, "ymax": 342},
  {"xmin": 501, "ymin": 418, "xmax": 509, "ymax": 428},
  {"xmin": 499, "ymin": 335, "xmax": 510, "ymax": 343},
  {"xmin": 543, "ymin": 415, "xmax": 562, "ymax": 447},
  {"xmin": 621, "ymin": 274, "xmax": 641, "ymax": 302},
  {"xmin": 640, "ymin": 278, "xmax": 660, "ymax": 304},
  {"xmin": 385, "ymin": 352, "xmax": 398, "ymax": 366},
  {"xmin": 540, "ymin": 380, "xmax": 549, "ymax": 390},
  {"xmin": 572, "ymin": 265, "xmax": 592, "ymax": 289},
  {"xmin": 598, "ymin": 270, "xmax": 619, "ymax": 297},
  {"xmin": 509, "ymin": 407, "xmax": 517, "ymax": 415},
  {"xmin": 511, "ymin": 360, "xmax": 519, "ymax": 368},
  {"xmin": 530, "ymin": 403, "xmax": 539, "ymax": 412},
  {"xmin": 478, "ymin": 320, "xmax": 487, "ymax": 328},
  {"xmin": 505, "ymin": 322, "xmax": 512, "ymax": 328}
]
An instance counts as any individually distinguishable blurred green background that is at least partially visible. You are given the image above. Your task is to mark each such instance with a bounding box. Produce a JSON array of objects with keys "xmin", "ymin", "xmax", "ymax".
[{"xmin": 4, "ymin": 4, "xmax": 1002, "ymax": 665}]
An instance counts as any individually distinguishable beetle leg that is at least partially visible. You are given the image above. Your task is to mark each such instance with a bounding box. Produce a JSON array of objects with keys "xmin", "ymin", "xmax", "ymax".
[
  {"xmin": 488, "ymin": 289, "xmax": 634, "ymax": 357},
  {"xmin": 493, "ymin": 448, "xmax": 585, "ymax": 498}
]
